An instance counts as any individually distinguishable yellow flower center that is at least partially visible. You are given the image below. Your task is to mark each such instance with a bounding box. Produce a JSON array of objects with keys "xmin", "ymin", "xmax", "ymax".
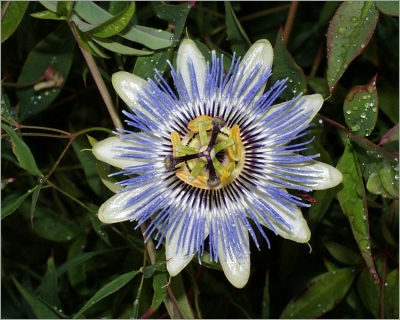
[{"xmin": 164, "ymin": 116, "xmax": 244, "ymax": 189}]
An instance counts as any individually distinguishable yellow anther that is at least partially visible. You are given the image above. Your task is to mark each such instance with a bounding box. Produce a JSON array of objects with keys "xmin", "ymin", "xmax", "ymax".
[
  {"xmin": 171, "ymin": 132, "xmax": 182, "ymax": 157},
  {"xmin": 176, "ymin": 171, "xmax": 210, "ymax": 190},
  {"xmin": 227, "ymin": 125, "xmax": 243, "ymax": 161},
  {"xmin": 187, "ymin": 115, "xmax": 213, "ymax": 132},
  {"xmin": 220, "ymin": 161, "xmax": 235, "ymax": 182}
]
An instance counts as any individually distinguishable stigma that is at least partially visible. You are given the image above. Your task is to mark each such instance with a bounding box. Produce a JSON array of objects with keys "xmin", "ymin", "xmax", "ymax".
[{"xmin": 164, "ymin": 116, "xmax": 244, "ymax": 189}]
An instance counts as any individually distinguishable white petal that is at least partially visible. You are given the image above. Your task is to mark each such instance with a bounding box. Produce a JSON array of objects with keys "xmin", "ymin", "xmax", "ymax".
[
  {"xmin": 177, "ymin": 39, "xmax": 206, "ymax": 101},
  {"xmin": 166, "ymin": 214, "xmax": 208, "ymax": 276},
  {"xmin": 262, "ymin": 93, "xmax": 324, "ymax": 125},
  {"xmin": 98, "ymin": 188, "xmax": 150, "ymax": 223},
  {"xmin": 247, "ymin": 186, "xmax": 311, "ymax": 243},
  {"xmin": 218, "ymin": 223, "xmax": 250, "ymax": 288},
  {"xmin": 302, "ymin": 160, "xmax": 343, "ymax": 190},
  {"xmin": 112, "ymin": 71, "xmax": 148, "ymax": 111},
  {"xmin": 92, "ymin": 136, "xmax": 135, "ymax": 169},
  {"xmin": 237, "ymin": 39, "xmax": 273, "ymax": 101}
]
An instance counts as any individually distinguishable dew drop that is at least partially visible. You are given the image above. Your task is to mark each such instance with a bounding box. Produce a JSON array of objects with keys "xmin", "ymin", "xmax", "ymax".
[
  {"xmin": 353, "ymin": 106, "xmax": 358, "ymax": 111},
  {"xmin": 361, "ymin": 44, "xmax": 366, "ymax": 48},
  {"xmin": 337, "ymin": 27, "xmax": 346, "ymax": 35},
  {"xmin": 395, "ymin": 174, "xmax": 399, "ymax": 180},
  {"xmin": 351, "ymin": 16, "xmax": 359, "ymax": 23},
  {"xmin": 372, "ymin": 108, "xmax": 377, "ymax": 113},
  {"xmin": 360, "ymin": 112, "xmax": 366, "ymax": 119},
  {"xmin": 351, "ymin": 124, "xmax": 360, "ymax": 131},
  {"xmin": 362, "ymin": 95, "xmax": 368, "ymax": 100},
  {"xmin": 364, "ymin": 129, "xmax": 371, "ymax": 136},
  {"xmin": 346, "ymin": 110, "xmax": 352, "ymax": 114}
]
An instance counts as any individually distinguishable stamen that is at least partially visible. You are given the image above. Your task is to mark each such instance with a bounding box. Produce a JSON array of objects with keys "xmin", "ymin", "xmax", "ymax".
[{"xmin": 166, "ymin": 115, "xmax": 243, "ymax": 189}]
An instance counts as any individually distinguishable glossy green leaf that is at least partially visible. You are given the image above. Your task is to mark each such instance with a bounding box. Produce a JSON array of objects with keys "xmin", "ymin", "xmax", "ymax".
[
  {"xmin": 73, "ymin": 1, "xmax": 173, "ymax": 50},
  {"xmin": 91, "ymin": 36, "xmax": 154, "ymax": 56},
  {"xmin": 133, "ymin": 47, "xmax": 172, "ymax": 81},
  {"xmin": 57, "ymin": 248, "xmax": 110, "ymax": 277},
  {"xmin": 323, "ymin": 257, "xmax": 339, "ymax": 272},
  {"xmin": 343, "ymin": 74, "xmax": 378, "ymax": 136},
  {"xmin": 384, "ymin": 268, "xmax": 399, "ymax": 319},
  {"xmin": 1, "ymin": 188, "xmax": 35, "ymax": 219},
  {"xmin": 72, "ymin": 22, "xmax": 109, "ymax": 58},
  {"xmin": 261, "ymin": 269, "xmax": 270, "ymax": 319},
  {"xmin": 169, "ymin": 273, "xmax": 196, "ymax": 319},
  {"xmin": 21, "ymin": 204, "xmax": 80, "ymax": 242},
  {"xmin": 379, "ymin": 123, "xmax": 399, "ymax": 145},
  {"xmin": 30, "ymin": 10, "xmax": 67, "ymax": 20},
  {"xmin": 224, "ymin": 1, "xmax": 251, "ymax": 58},
  {"xmin": 30, "ymin": 183, "xmax": 42, "ymax": 226},
  {"xmin": 271, "ymin": 28, "xmax": 308, "ymax": 100},
  {"xmin": 37, "ymin": 256, "xmax": 61, "ymax": 309},
  {"xmin": 337, "ymin": 139, "xmax": 380, "ymax": 283},
  {"xmin": 89, "ymin": 214, "xmax": 112, "ymax": 247},
  {"xmin": 322, "ymin": 240, "xmax": 363, "ymax": 265},
  {"xmin": 194, "ymin": 251, "xmax": 223, "ymax": 271},
  {"xmin": 39, "ymin": 1, "xmax": 58, "ymax": 12},
  {"xmin": 280, "ymin": 268, "xmax": 356, "ymax": 318},
  {"xmin": 375, "ymin": 1, "xmax": 399, "ymax": 16},
  {"xmin": 154, "ymin": 2, "xmax": 194, "ymax": 45},
  {"xmin": 56, "ymin": 1, "xmax": 73, "ymax": 15},
  {"xmin": 350, "ymin": 134, "xmax": 399, "ymax": 199},
  {"xmin": 1, "ymin": 1, "xmax": 29, "ymax": 43},
  {"xmin": 1, "ymin": 90, "xmax": 17, "ymax": 124},
  {"xmin": 73, "ymin": 270, "xmax": 140, "ymax": 318},
  {"xmin": 356, "ymin": 266, "xmax": 380, "ymax": 318},
  {"xmin": 72, "ymin": 136, "xmax": 102, "ymax": 196},
  {"xmin": 16, "ymin": 23, "xmax": 75, "ymax": 122},
  {"xmin": 12, "ymin": 276, "xmax": 61, "ymax": 319},
  {"xmin": 380, "ymin": 214, "xmax": 398, "ymax": 247},
  {"xmin": 326, "ymin": 2, "xmax": 379, "ymax": 93},
  {"xmin": 88, "ymin": 2, "xmax": 135, "ymax": 38},
  {"xmin": 109, "ymin": 1, "xmax": 128, "ymax": 15},
  {"xmin": 1, "ymin": 123, "xmax": 43, "ymax": 177},
  {"xmin": 378, "ymin": 85, "xmax": 399, "ymax": 124}
]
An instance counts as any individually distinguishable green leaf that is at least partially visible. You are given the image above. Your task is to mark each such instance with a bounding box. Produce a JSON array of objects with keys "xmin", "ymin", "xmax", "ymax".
[
  {"xmin": 57, "ymin": 248, "xmax": 110, "ymax": 277},
  {"xmin": 154, "ymin": 2, "xmax": 194, "ymax": 45},
  {"xmin": 30, "ymin": 10, "xmax": 67, "ymax": 20},
  {"xmin": 56, "ymin": 1, "xmax": 73, "ymax": 15},
  {"xmin": 73, "ymin": 270, "xmax": 140, "ymax": 319},
  {"xmin": 121, "ymin": 25, "xmax": 174, "ymax": 50},
  {"xmin": 384, "ymin": 268, "xmax": 399, "ymax": 319},
  {"xmin": 336, "ymin": 139, "xmax": 380, "ymax": 284},
  {"xmin": 326, "ymin": 2, "xmax": 379, "ymax": 93},
  {"xmin": 72, "ymin": 136, "xmax": 102, "ymax": 196},
  {"xmin": 280, "ymin": 268, "xmax": 356, "ymax": 318},
  {"xmin": 343, "ymin": 74, "xmax": 378, "ymax": 136},
  {"xmin": 19, "ymin": 203, "xmax": 80, "ymax": 242},
  {"xmin": 349, "ymin": 134, "xmax": 399, "ymax": 199},
  {"xmin": 73, "ymin": 1, "xmax": 173, "ymax": 50},
  {"xmin": 1, "ymin": 1, "xmax": 29, "ymax": 43},
  {"xmin": 37, "ymin": 255, "xmax": 61, "ymax": 309},
  {"xmin": 194, "ymin": 251, "xmax": 223, "ymax": 271},
  {"xmin": 379, "ymin": 123, "xmax": 399, "ymax": 146},
  {"xmin": 375, "ymin": 1, "xmax": 399, "ymax": 16},
  {"xmin": 224, "ymin": 1, "xmax": 251, "ymax": 57},
  {"xmin": 89, "ymin": 214, "xmax": 113, "ymax": 247},
  {"xmin": 72, "ymin": 22, "xmax": 110, "ymax": 58},
  {"xmin": 271, "ymin": 27, "xmax": 308, "ymax": 100},
  {"xmin": 16, "ymin": 22, "xmax": 75, "ymax": 122},
  {"xmin": 322, "ymin": 240, "xmax": 363, "ymax": 265},
  {"xmin": 12, "ymin": 276, "xmax": 61, "ymax": 319},
  {"xmin": 378, "ymin": 84, "xmax": 399, "ymax": 124},
  {"xmin": 261, "ymin": 269, "xmax": 270, "ymax": 318},
  {"xmin": 356, "ymin": 266, "xmax": 380, "ymax": 318},
  {"xmin": 1, "ymin": 123, "xmax": 43, "ymax": 177},
  {"xmin": 1, "ymin": 189, "xmax": 35, "ymax": 219},
  {"xmin": 169, "ymin": 273, "xmax": 196, "ymax": 319},
  {"xmin": 88, "ymin": 2, "xmax": 135, "ymax": 38},
  {"xmin": 1, "ymin": 90, "xmax": 17, "ymax": 124},
  {"xmin": 39, "ymin": 1, "xmax": 58, "ymax": 12},
  {"xmin": 133, "ymin": 47, "xmax": 172, "ymax": 81},
  {"xmin": 91, "ymin": 36, "xmax": 154, "ymax": 56}
]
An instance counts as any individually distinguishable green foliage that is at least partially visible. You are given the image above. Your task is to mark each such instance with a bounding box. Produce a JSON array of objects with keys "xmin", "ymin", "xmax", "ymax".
[{"xmin": 1, "ymin": 1, "xmax": 398, "ymax": 319}]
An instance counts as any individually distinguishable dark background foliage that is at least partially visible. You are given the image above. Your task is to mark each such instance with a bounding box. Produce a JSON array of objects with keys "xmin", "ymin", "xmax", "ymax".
[{"xmin": 1, "ymin": 1, "xmax": 398, "ymax": 319}]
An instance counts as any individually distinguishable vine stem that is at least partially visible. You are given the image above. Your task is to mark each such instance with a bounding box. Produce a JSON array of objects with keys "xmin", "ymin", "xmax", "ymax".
[
  {"xmin": 283, "ymin": 1, "xmax": 299, "ymax": 45},
  {"xmin": 66, "ymin": 21, "xmax": 123, "ymax": 131}
]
